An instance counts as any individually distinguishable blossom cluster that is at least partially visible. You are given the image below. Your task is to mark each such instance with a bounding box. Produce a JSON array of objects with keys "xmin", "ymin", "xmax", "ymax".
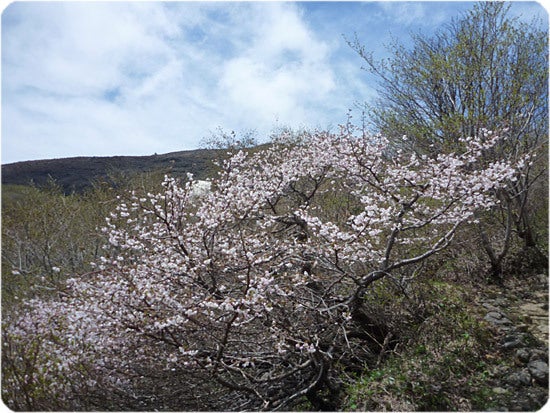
[{"xmin": 3, "ymin": 127, "xmax": 522, "ymax": 410}]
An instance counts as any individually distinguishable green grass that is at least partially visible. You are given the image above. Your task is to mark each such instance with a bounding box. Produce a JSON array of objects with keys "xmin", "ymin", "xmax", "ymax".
[{"xmin": 341, "ymin": 279, "xmax": 503, "ymax": 411}]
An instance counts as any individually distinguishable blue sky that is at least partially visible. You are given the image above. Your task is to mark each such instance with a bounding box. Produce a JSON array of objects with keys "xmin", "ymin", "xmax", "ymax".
[{"xmin": 2, "ymin": 1, "xmax": 547, "ymax": 163}]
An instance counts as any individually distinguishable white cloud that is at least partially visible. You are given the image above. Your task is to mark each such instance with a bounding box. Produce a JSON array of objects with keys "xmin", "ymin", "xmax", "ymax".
[
  {"xmin": 378, "ymin": 2, "xmax": 449, "ymax": 28},
  {"xmin": 14, "ymin": 2, "xmax": 537, "ymax": 162},
  {"xmin": 4, "ymin": 3, "xmax": 174, "ymax": 97},
  {"xmin": 3, "ymin": 1, "xmax": 361, "ymax": 163},
  {"xmin": 216, "ymin": 3, "xmax": 337, "ymax": 129}
]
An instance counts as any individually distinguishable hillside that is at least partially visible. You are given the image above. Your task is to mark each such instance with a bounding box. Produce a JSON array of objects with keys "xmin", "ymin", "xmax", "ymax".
[{"xmin": 1, "ymin": 149, "xmax": 221, "ymax": 193}]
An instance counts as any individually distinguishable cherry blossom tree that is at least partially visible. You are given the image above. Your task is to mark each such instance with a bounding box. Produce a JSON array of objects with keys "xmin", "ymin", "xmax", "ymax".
[{"xmin": 3, "ymin": 126, "xmax": 523, "ymax": 410}]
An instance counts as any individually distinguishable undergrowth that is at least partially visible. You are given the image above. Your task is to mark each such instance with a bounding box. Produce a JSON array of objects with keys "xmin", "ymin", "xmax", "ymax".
[{"xmin": 341, "ymin": 278, "xmax": 506, "ymax": 411}]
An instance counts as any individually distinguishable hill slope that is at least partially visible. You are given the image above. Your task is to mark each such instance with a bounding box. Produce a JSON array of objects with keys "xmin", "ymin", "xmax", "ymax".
[{"xmin": 2, "ymin": 149, "xmax": 221, "ymax": 193}]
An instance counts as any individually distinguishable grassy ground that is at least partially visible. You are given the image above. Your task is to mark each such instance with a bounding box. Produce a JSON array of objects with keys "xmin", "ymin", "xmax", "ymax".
[{"xmin": 340, "ymin": 272, "xmax": 548, "ymax": 411}]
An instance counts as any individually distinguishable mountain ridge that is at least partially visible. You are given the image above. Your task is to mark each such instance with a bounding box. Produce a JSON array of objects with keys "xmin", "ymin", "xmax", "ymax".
[{"xmin": 2, "ymin": 148, "xmax": 221, "ymax": 193}]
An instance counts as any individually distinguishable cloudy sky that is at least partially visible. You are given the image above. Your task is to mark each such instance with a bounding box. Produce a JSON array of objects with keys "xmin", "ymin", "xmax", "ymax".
[{"xmin": 2, "ymin": 1, "xmax": 547, "ymax": 163}]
